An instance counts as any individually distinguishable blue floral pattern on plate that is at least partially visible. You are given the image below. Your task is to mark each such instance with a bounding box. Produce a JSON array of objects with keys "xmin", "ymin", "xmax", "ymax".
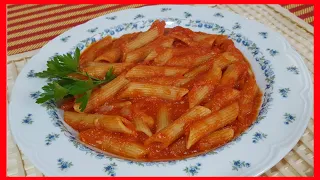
[
  {"xmin": 60, "ymin": 36, "xmax": 71, "ymax": 42},
  {"xmin": 214, "ymin": 12, "xmax": 224, "ymax": 18},
  {"xmin": 103, "ymin": 162, "xmax": 117, "ymax": 176},
  {"xmin": 184, "ymin": 12, "xmax": 192, "ymax": 18},
  {"xmin": 161, "ymin": 7, "xmax": 172, "ymax": 12},
  {"xmin": 27, "ymin": 70, "xmax": 36, "ymax": 78},
  {"xmin": 57, "ymin": 158, "xmax": 73, "ymax": 171},
  {"xmin": 106, "ymin": 16, "xmax": 117, "ymax": 20},
  {"xmin": 279, "ymin": 88, "xmax": 290, "ymax": 98},
  {"xmin": 184, "ymin": 163, "xmax": 201, "ymax": 176},
  {"xmin": 266, "ymin": 48, "xmax": 279, "ymax": 56},
  {"xmin": 134, "ymin": 14, "xmax": 145, "ymax": 20},
  {"xmin": 22, "ymin": 114, "xmax": 33, "ymax": 124},
  {"xmin": 232, "ymin": 22, "xmax": 241, "ymax": 30},
  {"xmin": 45, "ymin": 133, "xmax": 60, "ymax": 145},
  {"xmin": 258, "ymin": 32, "xmax": 268, "ymax": 39},
  {"xmin": 287, "ymin": 66, "xmax": 299, "ymax": 75},
  {"xmin": 231, "ymin": 160, "xmax": 251, "ymax": 171},
  {"xmin": 30, "ymin": 91, "xmax": 41, "ymax": 99},
  {"xmin": 87, "ymin": 27, "xmax": 98, "ymax": 33},
  {"xmin": 252, "ymin": 131, "xmax": 267, "ymax": 143},
  {"xmin": 284, "ymin": 113, "xmax": 296, "ymax": 124}
]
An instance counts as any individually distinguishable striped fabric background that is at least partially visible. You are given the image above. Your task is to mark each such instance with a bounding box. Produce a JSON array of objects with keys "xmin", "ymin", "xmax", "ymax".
[
  {"xmin": 282, "ymin": 4, "xmax": 314, "ymax": 26},
  {"xmin": 6, "ymin": 4, "xmax": 314, "ymax": 56}
]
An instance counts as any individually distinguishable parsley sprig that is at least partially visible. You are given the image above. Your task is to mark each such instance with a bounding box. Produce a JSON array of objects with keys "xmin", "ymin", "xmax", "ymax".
[{"xmin": 35, "ymin": 48, "xmax": 116, "ymax": 111}]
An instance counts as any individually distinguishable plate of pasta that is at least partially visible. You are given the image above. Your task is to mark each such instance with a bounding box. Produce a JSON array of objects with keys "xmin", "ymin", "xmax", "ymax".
[{"xmin": 9, "ymin": 5, "xmax": 312, "ymax": 176}]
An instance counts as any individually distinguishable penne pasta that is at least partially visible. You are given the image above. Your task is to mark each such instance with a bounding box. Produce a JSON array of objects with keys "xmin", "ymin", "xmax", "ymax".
[
  {"xmin": 94, "ymin": 47, "xmax": 121, "ymax": 63},
  {"xmin": 64, "ymin": 111, "xmax": 135, "ymax": 135},
  {"xmin": 200, "ymin": 35, "xmax": 219, "ymax": 48},
  {"xmin": 74, "ymin": 74, "xmax": 129, "ymax": 113},
  {"xmin": 120, "ymin": 106, "xmax": 133, "ymax": 120},
  {"xmin": 198, "ymin": 66, "xmax": 222, "ymax": 85},
  {"xmin": 197, "ymin": 128, "xmax": 234, "ymax": 151},
  {"xmin": 82, "ymin": 62, "xmax": 133, "ymax": 79},
  {"xmin": 165, "ymin": 52, "xmax": 214, "ymax": 68},
  {"xmin": 126, "ymin": 36, "xmax": 174, "ymax": 63},
  {"xmin": 212, "ymin": 52, "xmax": 240, "ymax": 70},
  {"xmin": 238, "ymin": 77, "xmax": 259, "ymax": 123},
  {"xmin": 192, "ymin": 32, "xmax": 212, "ymax": 42},
  {"xmin": 204, "ymin": 88, "xmax": 241, "ymax": 112},
  {"xmin": 53, "ymin": 20, "xmax": 263, "ymax": 161},
  {"xmin": 134, "ymin": 111, "xmax": 155, "ymax": 128},
  {"xmin": 156, "ymin": 106, "xmax": 170, "ymax": 132},
  {"xmin": 95, "ymin": 101, "xmax": 132, "ymax": 114},
  {"xmin": 168, "ymin": 26, "xmax": 198, "ymax": 46},
  {"xmin": 220, "ymin": 39, "xmax": 235, "ymax": 52},
  {"xmin": 119, "ymin": 82, "xmax": 189, "ymax": 101},
  {"xmin": 125, "ymin": 20, "xmax": 165, "ymax": 52},
  {"xmin": 187, "ymin": 65, "xmax": 223, "ymax": 108},
  {"xmin": 183, "ymin": 60, "xmax": 213, "ymax": 78},
  {"xmin": 127, "ymin": 76, "xmax": 192, "ymax": 87},
  {"xmin": 125, "ymin": 65, "xmax": 189, "ymax": 78},
  {"xmin": 219, "ymin": 62, "xmax": 248, "ymax": 88},
  {"xmin": 187, "ymin": 102, "xmax": 239, "ymax": 149},
  {"xmin": 145, "ymin": 106, "xmax": 211, "ymax": 148},
  {"xmin": 79, "ymin": 36, "xmax": 113, "ymax": 67},
  {"xmin": 111, "ymin": 101, "xmax": 132, "ymax": 108},
  {"xmin": 188, "ymin": 85, "xmax": 215, "ymax": 108},
  {"xmin": 212, "ymin": 35, "xmax": 228, "ymax": 48},
  {"xmin": 144, "ymin": 49, "xmax": 158, "ymax": 62},
  {"xmin": 153, "ymin": 48, "xmax": 173, "ymax": 66},
  {"xmin": 79, "ymin": 129, "xmax": 148, "ymax": 159},
  {"xmin": 133, "ymin": 115, "xmax": 153, "ymax": 137}
]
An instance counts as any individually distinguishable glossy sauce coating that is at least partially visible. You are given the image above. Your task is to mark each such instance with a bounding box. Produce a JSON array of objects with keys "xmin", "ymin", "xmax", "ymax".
[{"xmin": 62, "ymin": 26, "xmax": 263, "ymax": 161}]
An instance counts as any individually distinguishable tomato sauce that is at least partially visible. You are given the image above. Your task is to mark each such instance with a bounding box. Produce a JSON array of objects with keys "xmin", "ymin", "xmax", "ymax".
[{"xmin": 64, "ymin": 24, "xmax": 263, "ymax": 161}]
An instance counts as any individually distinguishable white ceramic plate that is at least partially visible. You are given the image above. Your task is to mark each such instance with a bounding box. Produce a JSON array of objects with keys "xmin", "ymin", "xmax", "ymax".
[{"xmin": 9, "ymin": 5, "xmax": 313, "ymax": 176}]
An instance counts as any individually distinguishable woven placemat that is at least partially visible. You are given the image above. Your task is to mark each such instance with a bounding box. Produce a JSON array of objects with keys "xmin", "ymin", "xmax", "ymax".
[{"xmin": 7, "ymin": 5, "xmax": 314, "ymax": 177}]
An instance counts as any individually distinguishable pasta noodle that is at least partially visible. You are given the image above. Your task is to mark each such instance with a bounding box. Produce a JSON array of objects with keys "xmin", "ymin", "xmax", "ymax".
[
  {"xmin": 60, "ymin": 20, "xmax": 262, "ymax": 161},
  {"xmin": 219, "ymin": 62, "xmax": 248, "ymax": 88},
  {"xmin": 238, "ymin": 77, "xmax": 259, "ymax": 124},
  {"xmin": 156, "ymin": 106, "xmax": 170, "ymax": 132},
  {"xmin": 74, "ymin": 74, "xmax": 129, "ymax": 113},
  {"xmin": 64, "ymin": 111, "xmax": 135, "ymax": 135},
  {"xmin": 133, "ymin": 115, "xmax": 153, "ymax": 137},
  {"xmin": 82, "ymin": 62, "xmax": 133, "ymax": 79},
  {"xmin": 187, "ymin": 102, "xmax": 239, "ymax": 149},
  {"xmin": 153, "ymin": 48, "xmax": 173, "ymax": 65},
  {"xmin": 95, "ymin": 32, "xmax": 141, "ymax": 63},
  {"xmin": 204, "ymin": 88, "xmax": 241, "ymax": 112},
  {"xmin": 183, "ymin": 60, "xmax": 213, "ymax": 78},
  {"xmin": 127, "ymin": 76, "xmax": 192, "ymax": 87},
  {"xmin": 79, "ymin": 129, "xmax": 148, "ymax": 159},
  {"xmin": 197, "ymin": 128, "xmax": 234, "ymax": 151},
  {"xmin": 79, "ymin": 36, "xmax": 113, "ymax": 67},
  {"xmin": 119, "ymin": 82, "xmax": 189, "ymax": 101},
  {"xmin": 165, "ymin": 52, "xmax": 214, "ymax": 68},
  {"xmin": 126, "ymin": 36, "xmax": 174, "ymax": 63},
  {"xmin": 95, "ymin": 48, "xmax": 121, "ymax": 63},
  {"xmin": 188, "ymin": 65, "xmax": 222, "ymax": 108},
  {"xmin": 145, "ymin": 106, "xmax": 211, "ymax": 148},
  {"xmin": 125, "ymin": 65, "xmax": 189, "ymax": 78},
  {"xmin": 125, "ymin": 20, "xmax": 165, "ymax": 52}
]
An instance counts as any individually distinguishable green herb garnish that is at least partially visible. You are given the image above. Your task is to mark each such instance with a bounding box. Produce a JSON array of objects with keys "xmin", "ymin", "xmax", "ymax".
[{"xmin": 36, "ymin": 48, "xmax": 116, "ymax": 111}]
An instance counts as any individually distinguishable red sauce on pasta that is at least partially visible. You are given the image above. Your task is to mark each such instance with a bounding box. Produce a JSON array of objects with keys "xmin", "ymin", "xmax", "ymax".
[{"xmin": 62, "ymin": 21, "xmax": 263, "ymax": 161}]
